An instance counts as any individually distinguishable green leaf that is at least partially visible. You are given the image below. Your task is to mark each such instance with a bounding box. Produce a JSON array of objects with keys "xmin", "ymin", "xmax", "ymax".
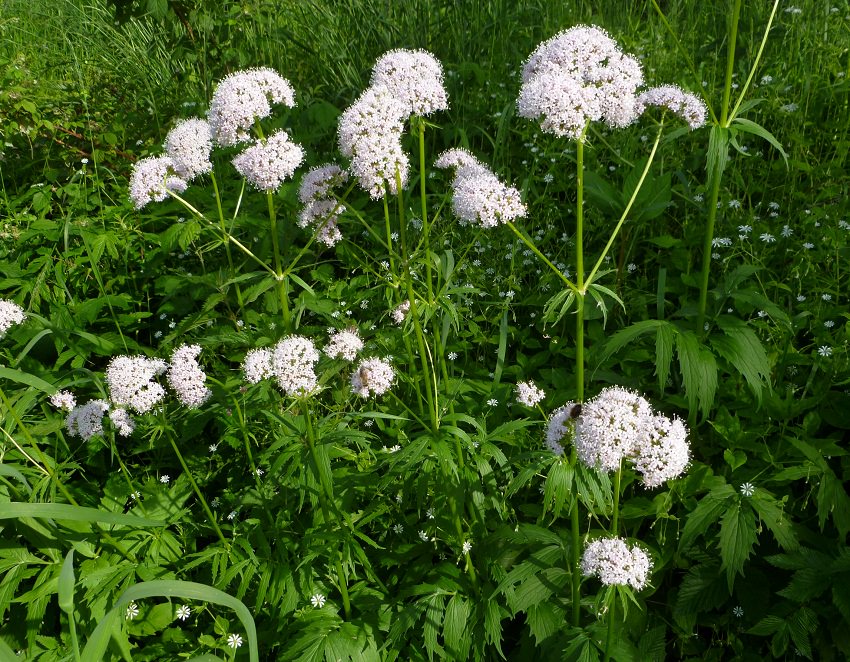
[
  {"xmin": 712, "ymin": 317, "xmax": 771, "ymax": 404},
  {"xmin": 676, "ymin": 330, "xmax": 717, "ymax": 418},
  {"xmin": 81, "ymin": 580, "xmax": 259, "ymax": 662},
  {"xmin": 0, "ymin": 366, "xmax": 55, "ymax": 394},
  {"xmin": 750, "ymin": 492, "xmax": 798, "ymax": 551},
  {"xmin": 707, "ymin": 125, "xmax": 731, "ymax": 182},
  {"xmin": 58, "ymin": 549, "xmax": 75, "ymax": 615},
  {"xmin": 655, "ymin": 323, "xmax": 674, "ymax": 391},
  {"xmin": 600, "ymin": 319, "xmax": 671, "ymax": 365},
  {"xmin": 679, "ymin": 484, "xmax": 735, "ymax": 554},
  {"xmin": 423, "ymin": 593, "xmax": 445, "ymax": 661},
  {"xmin": 0, "ymin": 503, "xmax": 165, "ymax": 527},
  {"xmin": 719, "ymin": 501, "xmax": 758, "ymax": 591},
  {"xmin": 817, "ymin": 470, "xmax": 850, "ymax": 538},
  {"xmin": 731, "ymin": 117, "xmax": 788, "ymax": 165},
  {"xmin": 443, "ymin": 595, "xmax": 472, "ymax": 660}
]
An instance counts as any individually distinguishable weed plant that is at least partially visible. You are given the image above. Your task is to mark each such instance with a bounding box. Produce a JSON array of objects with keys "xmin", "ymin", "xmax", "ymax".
[{"xmin": 1, "ymin": 0, "xmax": 848, "ymax": 660}]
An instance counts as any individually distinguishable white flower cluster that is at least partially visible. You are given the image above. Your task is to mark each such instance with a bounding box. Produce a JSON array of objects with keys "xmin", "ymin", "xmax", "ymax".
[
  {"xmin": 516, "ymin": 380, "xmax": 545, "ymax": 407},
  {"xmin": 0, "ymin": 299, "xmax": 26, "ymax": 337},
  {"xmin": 435, "ymin": 148, "xmax": 527, "ymax": 228},
  {"xmin": 636, "ymin": 85, "xmax": 707, "ymax": 129},
  {"xmin": 106, "ymin": 355, "xmax": 169, "ymax": 414},
  {"xmin": 324, "ymin": 329, "xmax": 363, "ymax": 361},
  {"xmin": 391, "ymin": 300, "xmax": 411, "ymax": 325},
  {"xmin": 298, "ymin": 165, "xmax": 349, "ymax": 247},
  {"xmin": 164, "ymin": 117, "xmax": 213, "ymax": 180},
  {"xmin": 167, "ymin": 344, "xmax": 212, "ymax": 408},
  {"xmin": 549, "ymin": 386, "xmax": 690, "ymax": 488},
  {"xmin": 518, "ymin": 25, "xmax": 644, "ymax": 139},
  {"xmin": 208, "ymin": 67, "xmax": 296, "ymax": 147},
  {"xmin": 232, "ymin": 129, "xmax": 304, "ymax": 191},
  {"xmin": 338, "ymin": 85, "xmax": 409, "ymax": 199},
  {"xmin": 370, "ymin": 49, "xmax": 449, "ymax": 117},
  {"xmin": 351, "ymin": 357, "xmax": 395, "ymax": 397},
  {"xmin": 109, "ymin": 408, "xmax": 136, "ymax": 437},
  {"xmin": 129, "ymin": 156, "xmax": 188, "ymax": 209},
  {"xmin": 581, "ymin": 537, "xmax": 652, "ymax": 590},
  {"xmin": 243, "ymin": 336, "xmax": 319, "ymax": 396},
  {"xmin": 65, "ymin": 400, "xmax": 110, "ymax": 440},
  {"xmin": 49, "ymin": 390, "xmax": 77, "ymax": 412}
]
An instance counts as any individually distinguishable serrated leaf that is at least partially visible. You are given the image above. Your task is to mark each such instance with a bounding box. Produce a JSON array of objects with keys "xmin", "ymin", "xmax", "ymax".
[
  {"xmin": 600, "ymin": 319, "xmax": 671, "ymax": 365},
  {"xmin": 443, "ymin": 595, "xmax": 472, "ymax": 661},
  {"xmin": 731, "ymin": 117, "xmax": 788, "ymax": 164},
  {"xmin": 711, "ymin": 317, "xmax": 771, "ymax": 403},
  {"xmin": 638, "ymin": 624, "xmax": 667, "ymax": 662},
  {"xmin": 678, "ymin": 484, "xmax": 735, "ymax": 554},
  {"xmin": 787, "ymin": 606, "xmax": 817, "ymax": 659},
  {"xmin": 484, "ymin": 598, "xmax": 504, "ymax": 657},
  {"xmin": 817, "ymin": 470, "xmax": 850, "ymax": 538},
  {"xmin": 719, "ymin": 501, "xmax": 758, "ymax": 590},
  {"xmin": 655, "ymin": 323, "xmax": 674, "ymax": 392},
  {"xmin": 423, "ymin": 593, "xmax": 445, "ymax": 661},
  {"xmin": 676, "ymin": 330, "xmax": 717, "ymax": 418},
  {"xmin": 748, "ymin": 614, "xmax": 785, "ymax": 636},
  {"xmin": 750, "ymin": 493, "xmax": 798, "ymax": 551},
  {"xmin": 58, "ymin": 550, "xmax": 75, "ymax": 614}
]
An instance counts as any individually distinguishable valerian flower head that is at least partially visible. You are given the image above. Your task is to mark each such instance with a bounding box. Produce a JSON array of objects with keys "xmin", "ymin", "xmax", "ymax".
[
  {"xmin": 581, "ymin": 537, "xmax": 652, "ymax": 590},
  {"xmin": 518, "ymin": 25, "xmax": 644, "ymax": 139},
  {"xmin": 544, "ymin": 402, "xmax": 580, "ymax": 456},
  {"xmin": 435, "ymin": 149, "xmax": 526, "ymax": 228},
  {"xmin": 370, "ymin": 49, "xmax": 449, "ymax": 117},
  {"xmin": 167, "ymin": 344, "xmax": 212, "ymax": 408},
  {"xmin": 298, "ymin": 199, "xmax": 344, "ymax": 247},
  {"xmin": 232, "ymin": 129, "xmax": 304, "ymax": 191},
  {"xmin": 129, "ymin": 156, "xmax": 188, "ymax": 209},
  {"xmin": 106, "ymin": 355, "xmax": 168, "ymax": 414},
  {"xmin": 208, "ymin": 67, "xmax": 296, "ymax": 147},
  {"xmin": 66, "ymin": 400, "xmax": 109, "ymax": 440},
  {"xmin": 391, "ymin": 300, "xmax": 411, "ymax": 325},
  {"xmin": 338, "ymin": 84, "xmax": 409, "ymax": 199},
  {"xmin": 298, "ymin": 164, "xmax": 349, "ymax": 203},
  {"xmin": 631, "ymin": 414, "xmax": 690, "ymax": 488},
  {"xmin": 636, "ymin": 85, "xmax": 707, "ymax": 129},
  {"xmin": 50, "ymin": 390, "xmax": 77, "ymax": 412},
  {"xmin": 325, "ymin": 329, "xmax": 364, "ymax": 361},
  {"xmin": 109, "ymin": 407, "xmax": 136, "ymax": 437},
  {"xmin": 243, "ymin": 348, "xmax": 273, "ymax": 384},
  {"xmin": 271, "ymin": 336, "xmax": 320, "ymax": 397},
  {"xmin": 351, "ymin": 357, "xmax": 394, "ymax": 397},
  {"xmin": 164, "ymin": 117, "xmax": 213, "ymax": 180},
  {"xmin": 516, "ymin": 380, "xmax": 545, "ymax": 407},
  {"xmin": 574, "ymin": 386, "xmax": 653, "ymax": 472},
  {"xmin": 0, "ymin": 299, "xmax": 26, "ymax": 337}
]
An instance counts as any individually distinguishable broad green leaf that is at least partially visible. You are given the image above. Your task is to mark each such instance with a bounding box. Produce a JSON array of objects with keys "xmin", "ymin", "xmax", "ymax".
[
  {"xmin": 678, "ymin": 483, "xmax": 735, "ymax": 553},
  {"xmin": 81, "ymin": 580, "xmax": 259, "ymax": 662},
  {"xmin": 706, "ymin": 125, "xmax": 731, "ymax": 183},
  {"xmin": 712, "ymin": 317, "xmax": 771, "ymax": 403},
  {"xmin": 443, "ymin": 595, "xmax": 472, "ymax": 661},
  {"xmin": 676, "ymin": 330, "xmax": 717, "ymax": 418},
  {"xmin": 600, "ymin": 319, "xmax": 670, "ymax": 365},
  {"xmin": 0, "ymin": 366, "xmax": 55, "ymax": 394},
  {"xmin": 0, "ymin": 464, "xmax": 32, "ymax": 495},
  {"xmin": 0, "ymin": 638, "xmax": 17, "ymax": 662},
  {"xmin": 719, "ymin": 501, "xmax": 758, "ymax": 590},
  {"xmin": 423, "ymin": 593, "xmax": 445, "ymax": 661},
  {"xmin": 0, "ymin": 502, "xmax": 165, "ymax": 527},
  {"xmin": 750, "ymin": 493, "xmax": 798, "ymax": 551},
  {"xmin": 58, "ymin": 549, "xmax": 75, "ymax": 614},
  {"xmin": 655, "ymin": 323, "xmax": 674, "ymax": 391}
]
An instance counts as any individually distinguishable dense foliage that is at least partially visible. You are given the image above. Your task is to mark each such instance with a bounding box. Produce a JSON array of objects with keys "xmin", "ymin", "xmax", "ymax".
[{"xmin": 1, "ymin": 1, "xmax": 848, "ymax": 660}]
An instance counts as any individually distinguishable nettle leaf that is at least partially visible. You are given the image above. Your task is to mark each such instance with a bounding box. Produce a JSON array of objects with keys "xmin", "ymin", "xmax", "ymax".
[
  {"xmin": 678, "ymin": 483, "xmax": 735, "ymax": 554},
  {"xmin": 443, "ymin": 594, "xmax": 472, "ymax": 660},
  {"xmin": 787, "ymin": 606, "xmax": 818, "ymax": 660},
  {"xmin": 719, "ymin": 501, "xmax": 758, "ymax": 591},
  {"xmin": 750, "ymin": 491, "xmax": 798, "ymax": 551},
  {"xmin": 676, "ymin": 329, "xmax": 717, "ymax": 418},
  {"xmin": 817, "ymin": 470, "xmax": 850, "ymax": 538},
  {"xmin": 712, "ymin": 317, "xmax": 771, "ymax": 404},
  {"xmin": 706, "ymin": 125, "xmax": 731, "ymax": 181},
  {"xmin": 423, "ymin": 593, "xmax": 446, "ymax": 661},
  {"xmin": 655, "ymin": 322, "xmax": 674, "ymax": 392}
]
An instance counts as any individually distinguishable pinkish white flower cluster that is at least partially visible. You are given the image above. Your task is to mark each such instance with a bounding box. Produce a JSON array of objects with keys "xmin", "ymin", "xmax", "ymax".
[
  {"xmin": 270, "ymin": 336, "xmax": 320, "ymax": 396},
  {"xmin": 636, "ymin": 85, "xmax": 707, "ymax": 129},
  {"xmin": 0, "ymin": 299, "xmax": 26, "ymax": 337},
  {"xmin": 391, "ymin": 300, "xmax": 411, "ymax": 325},
  {"xmin": 243, "ymin": 348, "xmax": 273, "ymax": 384},
  {"xmin": 208, "ymin": 68, "xmax": 296, "ymax": 147},
  {"xmin": 370, "ymin": 49, "xmax": 449, "ymax": 117},
  {"xmin": 49, "ymin": 390, "xmax": 77, "ymax": 412},
  {"xmin": 518, "ymin": 25, "xmax": 644, "ymax": 139},
  {"xmin": 232, "ymin": 129, "xmax": 304, "ymax": 192},
  {"xmin": 545, "ymin": 402, "xmax": 580, "ymax": 456},
  {"xmin": 109, "ymin": 408, "xmax": 136, "ymax": 437},
  {"xmin": 549, "ymin": 386, "xmax": 690, "ymax": 488},
  {"xmin": 298, "ymin": 165, "xmax": 349, "ymax": 247},
  {"xmin": 129, "ymin": 156, "xmax": 188, "ymax": 209},
  {"xmin": 66, "ymin": 400, "xmax": 109, "ymax": 440},
  {"xmin": 435, "ymin": 148, "xmax": 527, "ymax": 228},
  {"xmin": 581, "ymin": 537, "xmax": 652, "ymax": 590},
  {"xmin": 325, "ymin": 329, "xmax": 363, "ymax": 361},
  {"xmin": 106, "ymin": 355, "xmax": 168, "ymax": 414},
  {"xmin": 516, "ymin": 380, "xmax": 545, "ymax": 407},
  {"xmin": 164, "ymin": 118, "xmax": 213, "ymax": 180},
  {"xmin": 351, "ymin": 357, "xmax": 394, "ymax": 397},
  {"xmin": 338, "ymin": 85, "xmax": 409, "ymax": 198},
  {"xmin": 167, "ymin": 344, "xmax": 212, "ymax": 408}
]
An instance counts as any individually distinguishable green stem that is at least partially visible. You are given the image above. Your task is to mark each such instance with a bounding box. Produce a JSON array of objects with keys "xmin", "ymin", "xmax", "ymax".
[
  {"xmin": 266, "ymin": 191, "xmax": 292, "ymax": 331},
  {"xmin": 166, "ymin": 434, "xmax": 228, "ymax": 546},
  {"xmin": 303, "ymin": 404, "xmax": 351, "ymax": 619},
  {"xmin": 211, "ymin": 172, "xmax": 244, "ymax": 310},
  {"xmin": 603, "ymin": 589, "xmax": 616, "ymax": 662},
  {"xmin": 721, "ymin": 0, "xmax": 742, "ymax": 128},
  {"xmin": 382, "ymin": 194, "xmax": 397, "ymax": 286},
  {"xmin": 68, "ymin": 611, "xmax": 82, "ymax": 662},
  {"xmin": 505, "ymin": 222, "xmax": 579, "ymax": 294},
  {"xmin": 611, "ymin": 462, "xmax": 622, "ymax": 536},
  {"xmin": 585, "ymin": 121, "xmax": 665, "ymax": 287},
  {"xmin": 696, "ymin": 146, "xmax": 724, "ymax": 334},
  {"xmin": 418, "ymin": 119, "xmax": 434, "ymax": 307},
  {"xmin": 727, "ymin": 0, "xmax": 781, "ymax": 123}
]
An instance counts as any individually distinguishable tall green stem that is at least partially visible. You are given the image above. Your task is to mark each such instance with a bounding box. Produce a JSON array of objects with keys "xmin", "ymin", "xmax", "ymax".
[
  {"xmin": 418, "ymin": 119, "xmax": 434, "ymax": 307},
  {"xmin": 266, "ymin": 192, "xmax": 291, "ymax": 331},
  {"xmin": 167, "ymin": 434, "xmax": 228, "ymax": 547},
  {"xmin": 211, "ymin": 172, "xmax": 244, "ymax": 310},
  {"xmin": 603, "ymin": 590, "xmax": 617, "ymax": 662}
]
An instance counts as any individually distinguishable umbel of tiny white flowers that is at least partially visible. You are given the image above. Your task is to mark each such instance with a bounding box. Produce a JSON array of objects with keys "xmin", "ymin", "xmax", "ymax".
[
  {"xmin": 635, "ymin": 85, "xmax": 707, "ymax": 130},
  {"xmin": 164, "ymin": 117, "xmax": 213, "ymax": 180},
  {"xmin": 391, "ymin": 299, "xmax": 411, "ymax": 325},
  {"xmin": 0, "ymin": 299, "xmax": 26, "ymax": 337},
  {"xmin": 232, "ymin": 129, "xmax": 304, "ymax": 192},
  {"xmin": 243, "ymin": 336, "xmax": 320, "ymax": 397},
  {"xmin": 167, "ymin": 344, "xmax": 212, "ymax": 408},
  {"xmin": 351, "ymin": 357, "xmax": 395, "ymax": 397},
  {"xmin": 581, "ymin": 536, "xmax": 652, "ymax": 590},
  {"xmin": 370, "ymin": 49, "xmax": 449, "ymax": 118},
  {"xmin": 518, "ymin": 25, "xmax": 644, "ymax": 139},
  {"xmin": 106, "ymin": 355, "xmax": 169, "ymax": 414},
  {"xmin": 208, "ymin": 67, "xmax": 296, "ymax": 147},
  {"xmin": 297, "ymin": 164, "xmax": 349, "ymax": 247},
  {"xmin": 516, "ymin": 380, "xmax": 545, "ymax": 407},
  {"xmin": 435, "ymin": 148, "xmax": 527, "ymax": 228},
  {"xmin": 338, "ymin": 84, "xmax": 409, "ymax": 199},
  {"xmin": 324, "ymin": 328, "xmax": 364, "ymax": 362},
  {"xmin": 129, "ymin": 156, "xmax": 188, "ymax": 210}
]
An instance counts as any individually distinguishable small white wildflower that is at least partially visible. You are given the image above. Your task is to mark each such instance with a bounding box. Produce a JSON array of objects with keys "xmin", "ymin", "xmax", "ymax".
[
  {"xmin": 818, "ymin": 346, "xmax": 833, "ymax": 357},
  {"xmin": 447, "ymin": 351, "xmax": 458, "ymax": 361},
  {"xmin": 781, "ymin": 225, "xmax": 793, "ymax": 238},
  {"xmin": 760, "ymin": 233, "xmax": 776, "ymax": 243},
  {"xmin": 50, "ymin": 390, "xmax": 77, "ymax": 412},
  {"xmin": 419, "ymin": 530, "xmax": 430, "ymax": 542},
  {"xmin": 515, "ymin": 380, "xmax": 545, "ymax": 407},
  {"xmin": 227, "ymin": 633, "xmax": 243, "ymax": 649},
  {"xmin": 738, "ymin": 224, "xmax": 752, "ymax": 234},
  {"xmin": 0, "ymin": 299, "xmax": 26, "ymax": 337},
  {"xmin": 176, "ymin": 605, "xmax": 191, "ymax": 621},
  {"xmin": 160, "ymin": 475, "xmax": 170, "ymax": 484},
  {"xmin": 351, "ymin": 357, "xmax": 395, "ymax": 397},
  {"xmin": 126, "ymin": 603, "xmax": 139, "ymax": 620},
  {"xmin": 740, "ymin": 482, "xmax": 755, "ymax": 497},
  {"xmin": 462, "ymin": 541, "xmax": 472, "ymax": 554},
  {"xmin": 627, "ymin": 263, "xmax": 637, "ymax": 273},
  {"xmin": 803, "ymin": 242, "xmax": 814, "ymax": 249},
  {"xmin": 733, "ymin": 606, "xmax": 744, "ymax": 618},
  {"xmin": 426, "ymin": 508, "xmax": 435, "ymax": 520},
  {"xmin": 486, "ymin": 398, "xmax": 498, "ymax": 407},
  {"xmin": 391, "ymin": 300, "xmax": 411, "ymax": 325},
  {"xmin": 824, "ymin": 320, "xmax": 835, "ymax": 328},
  {"xmin": 728, "ymin": 199, "xmax": 741, "ymax": 209},
  {"xmin": 797, "ymin": 295, "xmax": 806, "ymax": 302},
  {"xmin": 393, "ymin": 523, "xmax": 404, "ymax": 534},
  {"xmin": 310, "ymin": 593, "xmax": 326, "ymax": 608},
  {"xmin": 821, "ymin": 293, "xmax": 832, "ymax": 301}
]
